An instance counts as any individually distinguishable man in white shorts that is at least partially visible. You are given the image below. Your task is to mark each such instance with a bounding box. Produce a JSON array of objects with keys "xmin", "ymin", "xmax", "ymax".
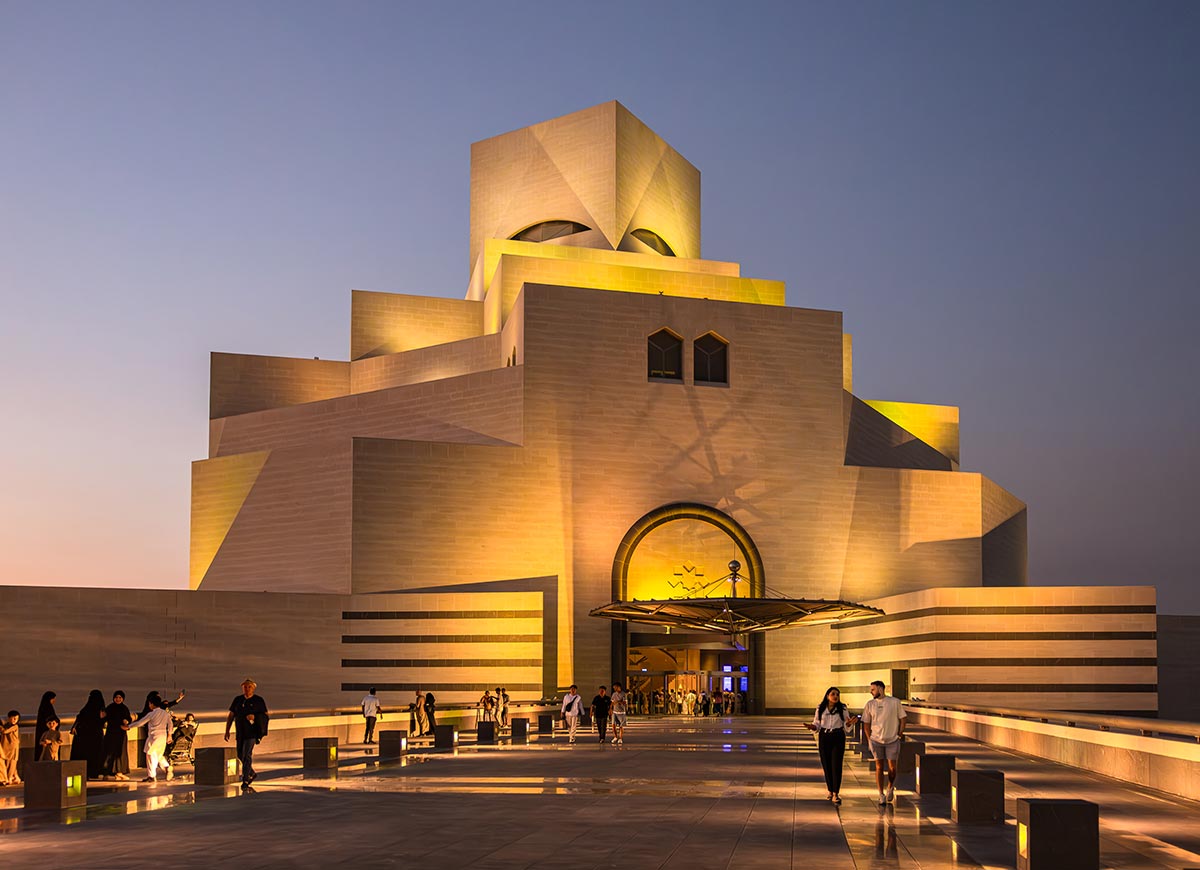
[
  {"xmin": 860, "ymin": 679, "xmax": 906, "ymax": 804},
  {"xmin": 610, "ymin": 683, "xmax": 628, "ymax": 744}
]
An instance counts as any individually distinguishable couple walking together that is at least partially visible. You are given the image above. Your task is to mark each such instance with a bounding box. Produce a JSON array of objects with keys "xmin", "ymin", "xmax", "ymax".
[{"xmin": 805, "ymin": 680, "xmax": 906, "ymax": 806}]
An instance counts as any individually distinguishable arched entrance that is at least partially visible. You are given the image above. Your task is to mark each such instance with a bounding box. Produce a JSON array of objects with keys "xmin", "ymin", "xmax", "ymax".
[{"xmin": 608, "ymin": 503, "xmax": 767, "ymax": 713}]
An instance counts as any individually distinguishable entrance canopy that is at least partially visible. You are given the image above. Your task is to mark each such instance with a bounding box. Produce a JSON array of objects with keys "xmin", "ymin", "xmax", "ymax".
[{"xmin": 589, "ymin": 597, "xmax": 883, "ymax": 634}]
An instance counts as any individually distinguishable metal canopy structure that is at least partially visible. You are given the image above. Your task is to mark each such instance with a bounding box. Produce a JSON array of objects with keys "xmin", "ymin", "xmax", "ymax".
[{"xmin": 589, "ymin": 597, "xmax": 884, "ymax": 635}]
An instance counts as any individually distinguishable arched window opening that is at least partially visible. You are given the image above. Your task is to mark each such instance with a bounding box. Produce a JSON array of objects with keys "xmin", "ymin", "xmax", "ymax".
[
  {"xmin": 647, "ymin": 329, "xmax": 683, "ymax": 381},
  {"xmin": 631, "ymin": 228, "xmax": 676, "ymax": 257},
  {"xmin": 511, "ymin": 220, "xmax": 591, "ymax": 243},
  {"xmin": 694, "ymin": 332, "xmax": 728, "ymax": 384}
]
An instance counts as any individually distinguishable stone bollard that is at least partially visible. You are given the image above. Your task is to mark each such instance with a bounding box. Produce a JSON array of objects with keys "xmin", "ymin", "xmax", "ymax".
[
  {"xmin": 537, "ymin": 714, "xmax": 555, "ymax": 734},
  {"xmin": 1017, "ymin": 798, "xmax": 1099, "ymax": 870},
  {"xmin": 951, "ymin": 769, "xmax": 1005, "ymax": 824},
  {"xmin": 24, "ymin": 760, "xmax": 87, "ymax": 810},
  {"xmin": 915, "ymin": 753, "xmax": 955, "ymax": 795},
  {"xmin": 378, "ymin": 731, "xmax": 408, "ymax": 759},
  {"xmin": 434, "ymin": 724, "xmax": 458, "ymax": 750},
  {"xmin": 194, "ymin": 747, "xmax": 239, "ymax": 786},
  {"xmin": 510, "ymin": 718, "xmax": 529, "ymax": 743},
  {"xmin": 303, "ymin": 737, "xmax": 339, "ymax": 770},
  {"xmin": 477, "ymin": 721, "xmax": 496, "ymax": 744}
]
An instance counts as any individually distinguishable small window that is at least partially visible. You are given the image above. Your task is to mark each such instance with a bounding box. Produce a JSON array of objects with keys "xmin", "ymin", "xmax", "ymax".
[
  {"xmin": 511, "ymin": 220, "xmax": 591, "ymax": 243},
  {"xmin": 631, "ymin": 228, "xmax": 676, "ymax": 257},
  {"xmin": 694, "ymin": 333, "xmax": 728, "ymax": 384},
  {"xmin": 648, "ymin": 329, "xmax": 683, "ymax": 381}
]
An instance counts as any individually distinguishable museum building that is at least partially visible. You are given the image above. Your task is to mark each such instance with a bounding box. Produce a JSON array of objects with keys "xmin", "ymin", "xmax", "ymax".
[{"xmin": 0, "ymin": 103, "xmax": 1159, "ymax": 715}]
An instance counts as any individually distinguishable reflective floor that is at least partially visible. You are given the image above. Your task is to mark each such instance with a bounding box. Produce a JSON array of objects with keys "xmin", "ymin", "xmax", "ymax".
[{"xmin": 1, "ymin": 717, "xmax": 1198, "ymax": 869}]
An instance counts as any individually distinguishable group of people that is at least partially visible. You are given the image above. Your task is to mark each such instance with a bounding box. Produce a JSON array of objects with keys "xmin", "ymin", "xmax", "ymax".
[
  {"xmin": 476, "ymin": 687, "xmax": 510, "ymax": 728},
  {"xmin": 2, "ymin": 678, "xmax": 270, "ymax": 792},
  {"xmin": 805, "ymin": 680, "xmax": 906, "ymax": 806},
  {"xmin": 559, "ymin": 682, "xmax": 630, "ymax": 745},
  {"xmin": 357, "ymin": 687, "xmax": 438, "ymax": 742},
  {"xmin": 656, "ymin": 687, "xmax": 745, "ymax": 716}
]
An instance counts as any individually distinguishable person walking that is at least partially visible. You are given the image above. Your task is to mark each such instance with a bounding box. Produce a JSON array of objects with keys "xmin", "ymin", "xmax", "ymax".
[
  {"xmin": 498, "ymin": 688, "xmax": 510, "ymax": 730},
  {"xmin": 33, "ymin": 691, "xmax": 56, "ymax": 761},
  {"xmin": 360, "ymin": 688, "xmax": 382, "ymax": 744},
  {"xmin": 610, "ymin": 683, "xmax": 628, "ymax": 745},
  {"xmin": 102, "ymin": 690, "xmax": 133, "ymax": 780},
  {"xmin": 560, "ymin": 685, "xmax": 584, "ymax": 744},
  {"xmin": 0, "ymin": 710, "xmax": 20, "ymax": 787},
  {"xmin": 414, "ymin": 692, "xmax": 430, "ymax": 737},
  {"xmin": 590, "ymin": 685, "xmax": 611, "ymax": 744},
  {"xmin": 805, "ymin": 686, "xmax": 858, "ymax": 804},
  {"xmin": 69, "ymin": 689, "xmax": 107, "ymax": 779},
  {"xmin": 124, "ymin": 695, "xmax": 173, "ymax": 782},
  {"xmin": 861, "ymin": 679, "xmax": 906, "ymax": 805},
  {"xmin": 225, "ymin": 678, "xmax": 269, "ymax": 789}
]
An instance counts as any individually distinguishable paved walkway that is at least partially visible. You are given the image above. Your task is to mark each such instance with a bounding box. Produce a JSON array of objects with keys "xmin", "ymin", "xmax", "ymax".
[{"xmin": 2, "ymin": 717, "xmax": 1199, "ymax": 869}]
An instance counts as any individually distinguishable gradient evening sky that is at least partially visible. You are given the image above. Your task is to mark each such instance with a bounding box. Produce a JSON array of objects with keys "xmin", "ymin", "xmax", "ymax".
[{"xmin": 2, "ymin": 2, "xmax": 1197, "ymax": 610}]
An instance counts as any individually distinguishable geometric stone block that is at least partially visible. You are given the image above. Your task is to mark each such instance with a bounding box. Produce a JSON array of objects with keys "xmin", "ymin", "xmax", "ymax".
[
  {"xmin": 915, "ymin": 753, "xmax": 955, "ymax": 795},
  {"xmin": 897, "ymin": 740, "xmax": 926, "ymax": 775},
  {"xmin": 510, "ymin": 718, "xmax": 529, "ymax": 743},
  {"xmin": 194, "ymin": 747, "xmax": 239, "ymax": 786},
  {"xmin": 433, "ymin": 724, "xmax": 458, "ymax": 750},
  {"xmin": 477, "ymin": 721, "xmax": 496, "ymax": 744},
  {"xmin": 952, "ymin": 769, "xmax": 1005, "ymax": 824},
  {"xmin": 24, "ymin": 760, "xmax": 87, "ymax": 810},
  {"xmin": 537, "ymin": 714, "xmax": 555, "ymax": 734},
  {"xmin": 378, "ymin": 731, "xmax": 408, "ymax": 759},
  {"xmin": 1017, "ymin": 799, "xmax": 1099, "ymax": 870},
  {"xmin": 302, "ymin": 737, "xmax": 338, "ymax": 770}
]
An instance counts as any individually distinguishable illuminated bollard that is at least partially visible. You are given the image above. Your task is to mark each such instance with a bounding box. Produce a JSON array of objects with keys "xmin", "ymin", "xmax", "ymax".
[
  {"xmin": 951, "ymin": 769, "xmax": 1004, "ymax": 824},
  {"xmin": 302, "ymin": 737, "xmax": 339, "ymax": 770},
  {"xmin": 433, "ymin": 724, "xmax": 458, "ymax": 750},
  {"xmin": 24, "ymin": 760, "xmax": 87, "ymax": 810},
  {"xmin": 1016, "ymin": 798, "xmax": 1099, "ymax": 870},
  {"xmin": 194, "ymin": 747, "xmax": 239, "ymax": 786},
  {"xmin": 477, "ymin": 721, "xmax": 496, "ymax": 744},
  {"xmin": 915, "ymin": 753, "xmax": 955, "ymax": 795},
  {"xmin": 510, "ymin": 718, "xmax": 529, "ymax": 743},
  {"xmin": 894, "ymin": 739, "xmax": 925, "ymax": 789},
  {"xmin": 378, "ymin": 731, "xmax": 408, "ymax": 759},
  {"xmin": 537, "ymin": 714, "xmax": 555, "ymax": 734}
]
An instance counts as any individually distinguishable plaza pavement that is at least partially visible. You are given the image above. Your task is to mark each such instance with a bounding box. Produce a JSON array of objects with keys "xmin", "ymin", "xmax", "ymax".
[{"xmin": 2, "ymin": 716, "xmax": 1199, "ymax": 869}]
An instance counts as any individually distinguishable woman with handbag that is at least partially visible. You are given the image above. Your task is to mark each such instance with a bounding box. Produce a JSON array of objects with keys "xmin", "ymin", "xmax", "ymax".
[{"xmin": 804, "ymin": 686, "xmax": 858, "ymax": 804}]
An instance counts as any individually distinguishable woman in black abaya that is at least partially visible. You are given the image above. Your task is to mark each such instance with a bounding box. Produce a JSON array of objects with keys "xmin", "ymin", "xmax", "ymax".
[
  {"xmin": 69, "ymin": 689, "xmax": 107, "ymax": 779},
  {"xmin": 34, "ymin": 691, "xmax": 56, "ymax": 761},
  {"xmin": 102, "ymin": 690, "xmax": 133, "ymax": 779}
]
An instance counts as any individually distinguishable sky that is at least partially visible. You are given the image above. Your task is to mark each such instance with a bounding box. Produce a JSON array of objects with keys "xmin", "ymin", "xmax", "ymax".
[{"xmin": 1, "ymin": 2, "xmax": 1197, "ymax": 611}]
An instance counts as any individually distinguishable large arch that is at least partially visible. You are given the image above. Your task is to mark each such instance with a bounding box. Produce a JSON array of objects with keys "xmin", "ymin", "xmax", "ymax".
[
  {"xmin": 608, "ymin": 502, "xmax": 767, "ymax": 713},
  {"xmin": 610, "ymin": 502, "xmax": 765, "ymax": 600}
]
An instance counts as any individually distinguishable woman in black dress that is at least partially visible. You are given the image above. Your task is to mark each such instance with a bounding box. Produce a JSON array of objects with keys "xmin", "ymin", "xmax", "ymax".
[
  {"xmin": 69, "ymin": 689, "xmax": 107, "ymax": 779},
  {"xmin": 34, "ymin": 691, "xmax": 56, "ymax": 761},
  {"xmin": 102, "ymin": 690, "xmax": 133, "ymax": 779}
]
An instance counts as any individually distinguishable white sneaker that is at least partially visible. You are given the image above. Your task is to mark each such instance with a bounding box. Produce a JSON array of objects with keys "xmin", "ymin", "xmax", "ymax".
[
  {"xmin": 166, "ymin": 766, "xmax": 174, "ymax": 781},
  {"xmin": 611, "ymin": 737, "xmax": 617, "ymax": 744},
  {"xmin": 617, "ymin": 738, "xmax": 623, "ymax": 744},
  {"xmin": 878, "ymin": 792, "xmax": 887, "ymax": 805},
  {"xmin": 886, "ymin": 784, "xmax": 894, "ymax": 802}
]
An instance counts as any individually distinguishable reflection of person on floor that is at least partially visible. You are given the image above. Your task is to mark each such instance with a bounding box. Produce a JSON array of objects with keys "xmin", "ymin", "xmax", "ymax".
[
  {"xmin": 874, "ymin": 807, "xmax": 898, "ymax": 858},
  {"xmin": 861, "ymin": 679, "xmax": 906, "ymax": 805},
  {"xmin": 561, "ymin": 685, "xmax": 584, "ymax": 744},
  {"xmin": 804, "ymin": 686, "xmax": 858, "ymax": 804},
  {"xmin": 590, "ymin": 686, "xmax": 610, "ymax": 744}
]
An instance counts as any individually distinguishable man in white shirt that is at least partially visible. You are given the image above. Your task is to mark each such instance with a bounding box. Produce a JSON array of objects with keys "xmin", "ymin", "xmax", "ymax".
[
  {"xmin": 560, "ymin": 685, "xmax": 584, "ymax": 744},
  {"xmin": 610, "ymin": 683, "xmax": 628, "ymax": 745},
  {"xmin": 861, "ymin": 679, "xmax": 907, "ymax": 804},
  {"xmin": 361, "ymin": 688, "xmax": 382, "ymax": 744},
  {"xmin": 125, "ymin": 697, "xmax": 173, "ymax": 783}
]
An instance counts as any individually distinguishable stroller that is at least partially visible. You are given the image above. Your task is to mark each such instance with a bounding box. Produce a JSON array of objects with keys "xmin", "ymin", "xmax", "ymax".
[{"xmin": 167, "ymin": 712, "xmax": 198, "ymax": 765}]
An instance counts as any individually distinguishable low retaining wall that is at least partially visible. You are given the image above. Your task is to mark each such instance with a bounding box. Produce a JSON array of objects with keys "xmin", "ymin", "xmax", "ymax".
[{"xmin": 906, "ymin": 706, "xmax": 1200, "ymax": 803}]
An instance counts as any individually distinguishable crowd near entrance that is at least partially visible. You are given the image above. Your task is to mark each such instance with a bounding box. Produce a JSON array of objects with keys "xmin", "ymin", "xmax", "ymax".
[{"xmin": 625, "ymin": 644, "xmax": 752, "ymax": 715}]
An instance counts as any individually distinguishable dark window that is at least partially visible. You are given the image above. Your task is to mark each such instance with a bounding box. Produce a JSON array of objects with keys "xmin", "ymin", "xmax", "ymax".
[
  {"xmin": 694, "ymin": 333, "xmax": 728, "ymax": 384},
  {"xmin": 648, "ymin": 329, "xmax": 683, "ymax": 381},
  {"xmin": 631, "ymin": 228, "xmax": 676, "ymax": 257},
  {"xmin": 511, "ymin": 220, "xmax": 591, "ymax": 243}
]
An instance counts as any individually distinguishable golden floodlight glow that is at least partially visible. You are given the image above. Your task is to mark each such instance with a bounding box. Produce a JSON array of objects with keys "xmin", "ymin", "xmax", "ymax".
[
  {"xmin": 66, "ymin": 775, "xmax": 82, "ymax": 798},
  {"xmin": 226, "ymin": 758, "xmax": 237, "ymax": 777},
  {"xmin": 951, "ymin": 784, "xmax": 957, "ymax": 812},
  {"xmin": 1018, "ymin": 821, "xmax": 1029, "ymax": 859},
  {"xmin": 330, "ymin": 746, "xmax": 338, "ymax": 761}
]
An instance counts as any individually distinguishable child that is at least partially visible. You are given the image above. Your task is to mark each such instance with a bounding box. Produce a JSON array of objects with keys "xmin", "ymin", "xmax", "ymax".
[
  {"xmin": 0, "ymin": 710, "xmax": 20, "ymax": 786},
  {"xmin": 39, "ymin": 717, "xmax": 63, "ymax": 761}
]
